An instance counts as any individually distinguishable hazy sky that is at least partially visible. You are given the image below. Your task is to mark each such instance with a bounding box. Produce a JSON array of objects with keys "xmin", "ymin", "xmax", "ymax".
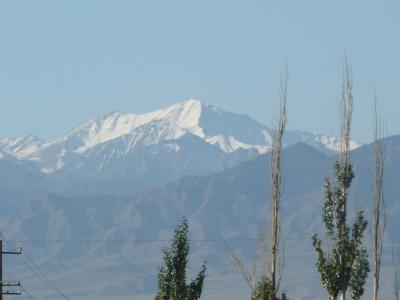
[{"xmin": 0, "ymin": 1, "xmax": 399, "ymax": 143}]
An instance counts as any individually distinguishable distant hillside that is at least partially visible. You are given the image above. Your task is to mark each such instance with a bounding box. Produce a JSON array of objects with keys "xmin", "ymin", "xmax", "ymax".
[{"xmin": 0, "ymin": 136, "xmax": 398, "ymax": 299}]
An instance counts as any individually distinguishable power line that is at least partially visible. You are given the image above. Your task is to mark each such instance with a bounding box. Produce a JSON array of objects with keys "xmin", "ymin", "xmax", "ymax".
[
  {"xmin": 1, "ymin": 232, "xmax": 398, "ymax": 299},
  {"xmin": 0, "ymin": 235, "xmax": 323, "ymax": 244},
  {"xmin": 23, "ymin": 251, "xmax": 71, "ymax": 300},
  {"xmin": 5, "ymin": 235, "xmax": 400, "ymax": 244},
  {"xmin": 0, "ymin": 238, "xmax": 22, "ymax": 299},
  {"xmin": 4, "ymin": 238, "xmax": 273, "ymax": 244},
  {"xmin": 3, "ymin": 271, "xmax": 37, "ymax": 300},
  {"xmin": 1, "ymin": 237, "xmax": 71, "ymax": 300}
]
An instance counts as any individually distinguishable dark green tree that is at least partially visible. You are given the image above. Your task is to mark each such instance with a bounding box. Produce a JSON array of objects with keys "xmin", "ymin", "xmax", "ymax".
[{"xmin": 155, "ymin": 218, "xmax": 206, "ymax": 300}]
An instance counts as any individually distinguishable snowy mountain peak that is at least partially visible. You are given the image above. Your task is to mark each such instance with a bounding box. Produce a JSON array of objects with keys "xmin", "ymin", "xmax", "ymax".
[
  {"xmin": 0, "ymin": 99, "xmax": 362, "ymax": 174},
  {"xmin": 58, "ymin": 99, "xmax": 206, "ymax": 154},
  {"xmin": 0, "ymin": 135, "xmax": 44, "ymax": 159}
]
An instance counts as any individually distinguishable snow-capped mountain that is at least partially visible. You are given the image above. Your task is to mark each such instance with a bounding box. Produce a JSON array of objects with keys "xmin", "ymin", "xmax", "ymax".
[
  {"xmin": 0, "ymin": 135, "xmax": 44, "ymax": 159},
  {"xmin": 0, "ymin": 149, "xmax": 9, "ymax": 160},
  {"xmin": 0, "ymin": 99, "xmax": 360, "ymax": 192},
  {"xmin": 26, "ymin": 99, "xmax": 274, "ymax": 172}
]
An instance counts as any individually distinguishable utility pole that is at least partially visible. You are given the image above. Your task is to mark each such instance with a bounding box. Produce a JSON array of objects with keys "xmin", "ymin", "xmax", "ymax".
[{"xmin": 0, "ymin": 240, "xmax": 22, "ymax": 299}]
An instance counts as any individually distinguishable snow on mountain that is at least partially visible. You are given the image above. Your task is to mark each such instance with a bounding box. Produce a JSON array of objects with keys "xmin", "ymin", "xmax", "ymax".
[
  {"xmin": 47, "ymin": 98, "xmax": 358, "ymax": 156},
  {"xmin": 0, "ymin": 135, "xmax": 45, "ymax": 159},
  {"xmin": 284, "ymin": 130, "xmax": 360, "ymax": 154},
  {"xmin": 34, "ymin": 99, "xmax": 269, "ymax": 157},
  {"xmin": 61, "ymin": 101, "xmax": 198, "ymax": 154},
  {"xmin": 22, "ymin": 99, "xmax": 273, "ymax": 173},
  {"xmin": 0, "ymin": 149, "xmax": 20, "ymax": 162},
  {"xmin": 0, "ymin": 99, "xmax": 361, "ymax": 179}
]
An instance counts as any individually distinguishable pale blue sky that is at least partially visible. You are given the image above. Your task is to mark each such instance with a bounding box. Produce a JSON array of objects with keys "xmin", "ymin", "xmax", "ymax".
[{"xmin": 0, "ymin": 1, "xmax": 399, "ymax": 143}]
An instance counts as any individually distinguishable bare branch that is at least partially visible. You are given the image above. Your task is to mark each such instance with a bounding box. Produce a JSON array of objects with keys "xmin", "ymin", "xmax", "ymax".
[
  {"xmin": 270, "ymin": 65, "xmax": 288, "ymax": 292},
  {"xmin": 373, "ymin": 92, "xmax": 387, "ymax": 300},
  {"xmin": 276, "ymin": 240, "xmax": 286, "ymax": 293},
  {"xmin": 340, "ymin": 58, "xmax": 354, "ymax": 167},
  {"xmin": 224, "ymin": 239, "xmax": 254, "ymax": 290},
  {"xmin": 224, "ymin": 66, "xmax": 288, "ymax": 299}
]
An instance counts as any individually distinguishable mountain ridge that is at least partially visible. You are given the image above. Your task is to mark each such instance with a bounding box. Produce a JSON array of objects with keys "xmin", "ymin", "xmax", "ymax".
[
  {"xmin": 0, "ymin": 99, "xmax": 361, "ymax": 192},
  {"xmin": 0, "ymin": 136, "xmax": 398, "ymax": 300}
]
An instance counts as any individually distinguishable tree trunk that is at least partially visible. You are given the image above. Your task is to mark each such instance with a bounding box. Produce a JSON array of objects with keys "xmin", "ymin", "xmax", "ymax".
[
  {"xmin": 340, "ymin": 291, "xmax": 346, "ymax": 300},
  {"xmin": 373, "ymin": 96, "xmax": 386, "ymax": 300},
  {"xmin": 269, "ymin": 68, "xmax": 287, "ymax": 292}
]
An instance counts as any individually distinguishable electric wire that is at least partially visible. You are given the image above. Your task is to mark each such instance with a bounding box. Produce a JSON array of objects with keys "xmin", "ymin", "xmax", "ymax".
[
  {"xmin": 6, "ymin": 234, "xmax": 400, "ymax": 244},
  {"xmin": 3, "ymin": 270, "xmax": 37, "ymax": 300},
  {"xmin": 23, "ymin": 250, "xmax": 71, "ymax": 300},
  {"xmin": 2, "ymin": 236, "xmax": 71, "ymax": 300},
  {"xmin": 1, "ymin": 232, "xmax": 398, "ymax": 298},
  {"xmin": 5, "ymin": 237, "xmax": 289, "ymax": 244}
]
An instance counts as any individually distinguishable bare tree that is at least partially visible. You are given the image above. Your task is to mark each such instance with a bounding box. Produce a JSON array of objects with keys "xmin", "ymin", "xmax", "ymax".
[
  {"xmin": 372, "ymin": 93, "xmax": 387, "ymax": 300},
  {"xmin": 269, "ymin": 66, "xmax": 288, "ymax": 293},
  {"xmin": 312, "ymin": 59, "xmax": 369, "ymax": 300},
  {"xmin": 340, "ymin": 58, "xmax": 354, "ymax": 200},
  {"xmin": 224, "ymin": 239, "xmax": 254, "ymax": 290},
  {"xmin": 224, "ymin": 67, "xmax": 288, "ymax": 300}
]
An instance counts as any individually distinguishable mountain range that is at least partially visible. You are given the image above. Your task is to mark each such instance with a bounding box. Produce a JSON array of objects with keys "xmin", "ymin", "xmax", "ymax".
[
  {"xmin": 1, "ymin": 100, "xmax": 397, "ymax": 300},
  {"xmin": 0, "ymin": 99, "xmax": 360, "ymax": 195}
]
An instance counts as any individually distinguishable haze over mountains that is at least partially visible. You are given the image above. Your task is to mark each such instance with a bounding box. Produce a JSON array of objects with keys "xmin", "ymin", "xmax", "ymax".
[{"xmin": 0, "ymin": 100, "xmax": 397, "ymax": 300}]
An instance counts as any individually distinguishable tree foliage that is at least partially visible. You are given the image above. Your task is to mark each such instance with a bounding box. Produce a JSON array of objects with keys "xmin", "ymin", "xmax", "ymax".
[
  {"xmin": 251, "ymin": 275, "xmax": 288, "ymax": 300},
  {"xmin": 312, "ymin": 162, "xmax": 369, "ymax": 300},
  {"xmin": 155, "ymin": 218, "xmax": 206, "ymax": 300}
]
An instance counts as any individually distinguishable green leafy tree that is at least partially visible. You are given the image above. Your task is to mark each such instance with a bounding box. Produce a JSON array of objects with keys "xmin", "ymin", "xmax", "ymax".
[
  {"xmin": 251, "ymin": 275, "xmax": 288, "ymax": 300},
  {"xmin": 312, "ymin": 163, "xmax": 369, "ymax": 300},
  {"xmin": 155, "ymin": 218, "xmax": 206, "ymax": 300},
  {"xmin": 312, "ymin": 60, "xmax": 369, "ymax": 300}
]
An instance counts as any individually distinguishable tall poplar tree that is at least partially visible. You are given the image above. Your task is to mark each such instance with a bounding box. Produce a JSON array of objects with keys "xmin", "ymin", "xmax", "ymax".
[
  {"xmin": 155, "ymin": 218, "xmax": 206, "ymax": 300},
  {"xmin": 372, "ymin": 94, "xmax": 386, "ymax": 300},
  {"xmin": 312, "ymin": 61, "xmax": 369, "ymax": 300},
  {"xmin": 225, "ymin": 67, "xmax": 289, "ymax": 300}
]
